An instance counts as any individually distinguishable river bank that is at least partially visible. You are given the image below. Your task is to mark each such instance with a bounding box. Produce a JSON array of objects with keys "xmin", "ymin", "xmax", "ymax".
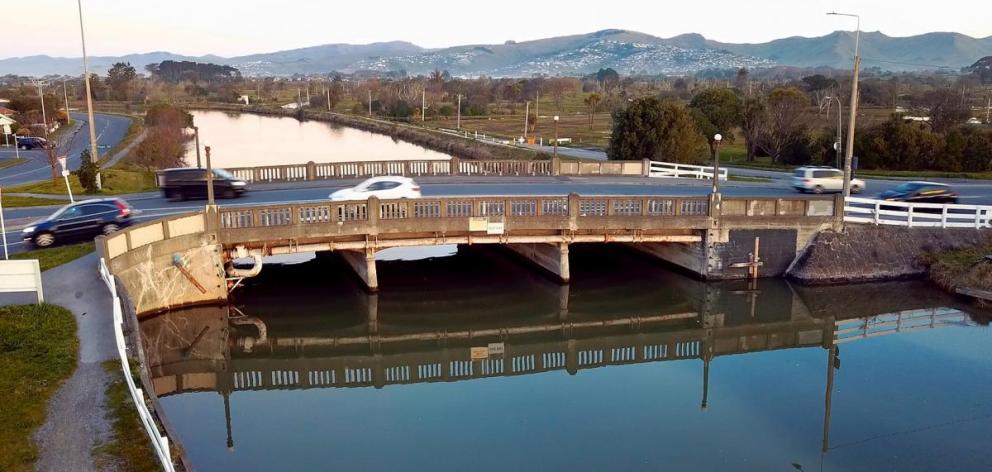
[{"xmin": 185, "ymin": 103, "xmax": 547, "ymax": 163}]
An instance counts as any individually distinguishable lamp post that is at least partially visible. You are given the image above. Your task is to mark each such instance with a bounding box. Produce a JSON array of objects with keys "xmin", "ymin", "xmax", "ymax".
[
  {"xmin": 204, "ymin": 142, "xmax": 215, "ymax": 206},
  {"xmin": 553, "ymin": 115, "xmax": 560, "ymax": 159},
  {"xmin": 825, "ymin": 96, "xmax": 843, "ymax": 168},
  {"xmin": 828, "ymin": 11, "xmax": 861, "ymax": 199},
  {"xmin": 78, "ymin": 0, "xmax": 101, "ymax": 190},
  {"xmin": 193, "ymin": 126, "xmax": 202, "ymax": 168},
  {"xmin": 712, "ymin": 134, "xmax": 722, "ymax": 195}
]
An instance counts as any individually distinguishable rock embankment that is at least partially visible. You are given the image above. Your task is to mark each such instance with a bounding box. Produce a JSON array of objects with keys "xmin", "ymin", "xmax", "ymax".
[{"xmin": 788, "ymin": 225, "xmax": 991, "ymax": 284}]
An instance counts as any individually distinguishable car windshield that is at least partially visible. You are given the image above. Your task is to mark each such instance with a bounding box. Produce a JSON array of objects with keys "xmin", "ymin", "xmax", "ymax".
[
  {"xmin": 47, "ymin": 204, "xmax": 75, "ymax": 220},
  {"xmin": 793, "ymin": 170, "xmax": 805, "ymax": 177},
  {"xmin": 891, "ymin": 182, "xmax": 931, "ymax": 193},
  {"xmin": 213, "ymin": 168, "xmax": 237, "ymax": 180}
]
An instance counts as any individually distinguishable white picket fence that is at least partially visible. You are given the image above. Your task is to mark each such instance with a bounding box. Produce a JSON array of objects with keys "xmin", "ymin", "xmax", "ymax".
[
  {"xmin": 648, "ymin": 161, "xmax": 728, "ymax": 181},
  {"xmin": 98, "ymin": 258, "xmax": 177, "ymax": 472},
  {"xmin": 845, "ymin": 197, "xmax": 992, "ymax": 229}
]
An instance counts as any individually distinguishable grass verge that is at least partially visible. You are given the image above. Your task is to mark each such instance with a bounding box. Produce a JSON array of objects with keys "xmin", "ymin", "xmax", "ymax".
[
  {"xmin": 93, "ymin": 361, "xmax": 161, "ymax": 472},
  {"xmin": 0, "ymin": 157, "xmax": 28, "ymax": 170},
  {"xmin": 729, "ymin": 175, "xmax": 773, "ymax": 183},
  {"xmin": 6, "ymin": 168, "xmax": 156, "ymax": 196},
  {"xmin": 925, "ymin": 240, "xmax": 992, "ymax": 295},
  {"xmin": 1, "ymin": 195, "xmax": 63, "ymax": 208},
  {"xmin": 12, "ymin": 242, "xmax": 95, "ymax": 271},
  {"xmin": 101, "ymin": 118, "xmax": 144, "ymax": 167},
  {"xmin": 0, "ymin": 304, "xmax": 79, "ymax": 472}
]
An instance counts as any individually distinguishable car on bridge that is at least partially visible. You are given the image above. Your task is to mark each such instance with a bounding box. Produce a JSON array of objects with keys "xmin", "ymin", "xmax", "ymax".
[
  {"xmin": 791, "ymin": 166, "xmax": 865, "ymax": 194},
  {"xmin": 157, "ymin": 167, "xmax": 248, "ymax": 200},
  {"xmin": 15, "ymin": 136, "xmax": 50, "ymax": 150},
  {"xmin": 21, "ymin": 197, "xmax": 135, "ymax": 248},
  {"xmin": 329, "ymin": 176, "xmax": 421, "ymax": 201},
  {"xmin": 878, "ymin": 181, "xmax": 959, "ymax": 205}
]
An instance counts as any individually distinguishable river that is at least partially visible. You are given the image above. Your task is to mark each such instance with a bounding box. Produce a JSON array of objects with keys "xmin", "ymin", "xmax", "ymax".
[
  {"xmin": 139, "ymin": 244, "xmax": 992, "ymax": 471},
  {"xmin": 183, "ymin": 110, "xmax": 450, "ymax": 168}
]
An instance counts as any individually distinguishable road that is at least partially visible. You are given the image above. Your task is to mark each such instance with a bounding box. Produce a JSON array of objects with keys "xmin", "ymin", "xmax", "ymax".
[
  {"xmin": 0, "ymin": 112, "xmax": 132, "ymax": 187},
  {"xmin": 3, "ymin": 174, "xmax": 990, "ymax": 257}
]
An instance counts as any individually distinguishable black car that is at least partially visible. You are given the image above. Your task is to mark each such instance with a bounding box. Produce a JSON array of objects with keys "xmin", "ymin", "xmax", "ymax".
[
  {"xmin": 21, "ymin": 198, "xmax": 135, "ymax": 248},
  {"xmin": 878, "ymin": 181, "xmax": 959, "ymax": 205},
  {"xmin": 16, "ymin": 136, "xmax": 50, "ymax": 150},
  {"xmin": 157, "ymin": 167, "xmax": 248, "ymax": 200}
]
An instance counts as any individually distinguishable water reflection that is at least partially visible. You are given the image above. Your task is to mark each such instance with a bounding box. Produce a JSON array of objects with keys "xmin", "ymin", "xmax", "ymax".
[
  {"xmin": 184, "ymin": 110, "xmax": 450, "ymax": 168},
  {"xmin": 141, "ymin": 245, "xmax": 991, "ymax": 471}
]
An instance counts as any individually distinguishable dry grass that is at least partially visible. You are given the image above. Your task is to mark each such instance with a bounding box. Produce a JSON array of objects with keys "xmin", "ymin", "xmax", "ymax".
[{"xmin": 925, "ymin": 241, "xmax": 992, "ymax": 294}]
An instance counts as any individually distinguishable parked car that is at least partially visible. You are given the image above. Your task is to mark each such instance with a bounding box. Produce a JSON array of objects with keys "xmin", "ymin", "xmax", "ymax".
[
  {"xmin": 21, "ymin": 198, "xmax": 135, "ymax": 248},
  {"xmin": 329, "ymin": 176, "xmax": 422, "ymax": 201},
  {"xmin": 157, "ymin": 167, "xmax": 248, "ymax": 200},
  {"xmin": 878, "ymin": 181, "xmax": 958, "ymax": 205},
  {"xmin": 16, "ymin": 136, "xmax": 50, "ymax": 150},
  {"xmin": 790, "ymin": 166, "xmax": 865, "ymax": 194}
]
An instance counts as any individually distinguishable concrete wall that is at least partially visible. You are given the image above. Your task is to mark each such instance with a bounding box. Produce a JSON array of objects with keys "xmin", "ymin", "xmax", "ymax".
[
  {"xmin": 788, "ymin": 225, "xmax": 992, "ymax": 284},
  {"xmin": 504, "ymin": 243, "xmax": 570, "ymax": 282}
]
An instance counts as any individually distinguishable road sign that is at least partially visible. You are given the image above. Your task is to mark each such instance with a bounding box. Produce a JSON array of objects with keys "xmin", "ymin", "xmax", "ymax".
[
  {"xmin": 57, "ymin": 156, "xmax": 68, "ymax": 171},
  {"xmin": 2, "ymin": 124, "xmax": 10, "ymax": 135}
]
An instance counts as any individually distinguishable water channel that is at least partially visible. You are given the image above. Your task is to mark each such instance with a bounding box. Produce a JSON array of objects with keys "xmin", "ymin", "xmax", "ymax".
[
  {"xmin": 183, "ymin": 110, "xmax": 450, "ymax": 168},
  {"xmin": 139, "ymin": 244, "xmax": 992, "ymax": 471}
]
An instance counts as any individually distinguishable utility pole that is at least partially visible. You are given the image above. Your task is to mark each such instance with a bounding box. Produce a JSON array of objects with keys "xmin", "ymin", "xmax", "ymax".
[
  {"xmin": 826, "ymin": 96, "xmax": 843, "ymax": 168},
  {"xmin": 986, "ymin": 95, "xmax": 991, "ymax": 124},
  {"xmin": 193, "ymin": 126, "xmax": 202, "ymax": 167},
  {"xmin": 78, "ymin": 0, "xmax": 101, "ymax": 189},
  {"xmin": 297, "ymin": 88, "xmax": 302, "ymax": 108},
  {"xmin": 457, "ymin": 94, "xmax": 462, "ymax": 129},
  {"xmin": 205, "ymin": 143, "xmax": 215, "ymax": 206},
  {"xmin": 368, "ymin": 90, "xmax": 372, "ymax": 116},
  {"xmin": 326, "ymin": 88, "xmax": 331, "ymax": 112},
  {"xmin": 535, "ymin": 91, "xmax": 540, "ymax": 131},
  {"xmin": 553, "ymin": 115, "xmax": 559, "ymax": 158},
  {"xmin": 35, "ymin": 81, "xmax": 49, "ymax": 138},
  {"xmin": 62, "ymin": 81, "xmax": 70, "ymax": 125},
  {"xmin": 523, "ymin": 101, "xmax": 530, "ymax": 139},
  {"xmin": 422, "ymin": 89, "xmax": 426, "ymax": 123},
  {"xmin": 829, "ymin": 11, "xmax": 861, "ymax": 199},
  {"xmin": 305, "ymin": 83, "xmax": 310, "ymax": 104}
]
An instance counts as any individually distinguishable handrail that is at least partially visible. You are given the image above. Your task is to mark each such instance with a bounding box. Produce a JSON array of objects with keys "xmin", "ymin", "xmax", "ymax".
[{"xmin": 845, "ymin": 197, "xmax": 991, "ymax": 229}]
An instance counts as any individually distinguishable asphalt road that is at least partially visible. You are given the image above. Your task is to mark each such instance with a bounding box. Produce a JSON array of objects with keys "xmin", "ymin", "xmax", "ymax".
[
  {"xmin": 0, "ymin": 112, "xmax": 132, "ymax": 186},
  {"xmin": 2, "ymin": 174, "xmax": 990, "ymax": 257}
]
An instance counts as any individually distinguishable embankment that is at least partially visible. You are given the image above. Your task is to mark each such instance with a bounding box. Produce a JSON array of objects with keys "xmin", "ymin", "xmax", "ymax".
[
  {"xmin": 788, "ymin": 225, "xmax": 992, "ymax": 285},
  {"xmin": 186, "ymin": 103, "xmax": 544, "ymax": 162}
]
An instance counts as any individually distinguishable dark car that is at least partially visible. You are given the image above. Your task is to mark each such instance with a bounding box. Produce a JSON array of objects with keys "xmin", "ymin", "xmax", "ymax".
[
  {"xmin": 21, "ymin": 198, "xmax": 134, "ymax": 248},
  {"xmin": 878, "ymin": 181, "xmax": 959, "ymax": 205},
  {"xmin": 157, "ymin": 167, "xmax": 248, "ymax": 201},
  {"xmin": 16, "ymin": 136, "xmax": 50, "ymax": 150}
]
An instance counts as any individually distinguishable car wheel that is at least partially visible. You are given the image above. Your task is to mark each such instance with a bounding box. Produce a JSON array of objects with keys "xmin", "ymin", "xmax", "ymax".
[
  {"xmin": 812, "ymin": 185, "xmax": 824, "ymax": 194},
  {"xmin": 851, "ymin": 185, "xmax": 863, "ymax": 194},
  {"xmin": 223, "ymin": 188, "xmax": 236, "ymax": 199},
  {"xmin": 34, "ymin": 233, "xmax": 55, "ymax": 248},
  {"xmin": 102, "ymin": 223, "xmax": 120, "ymax": 235},
  {"xmin": 168, "ymin": 189, "xmax": 184, "ymax": 201}
]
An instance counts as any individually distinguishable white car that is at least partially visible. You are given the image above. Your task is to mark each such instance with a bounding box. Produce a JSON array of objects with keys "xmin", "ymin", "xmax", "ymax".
[
  {"xmin": 329, "ymin": 176, "xmax": 422, "ymax": 201},
  {"xmin": 790, "ymin": 166, "xmax": 865, "ymax": 194}
]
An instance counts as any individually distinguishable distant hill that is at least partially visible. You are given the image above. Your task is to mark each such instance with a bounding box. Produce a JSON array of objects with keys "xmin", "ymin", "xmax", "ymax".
[{"xmin": 2, "ymin": 29, "xmax": 990, "ymax": 77}]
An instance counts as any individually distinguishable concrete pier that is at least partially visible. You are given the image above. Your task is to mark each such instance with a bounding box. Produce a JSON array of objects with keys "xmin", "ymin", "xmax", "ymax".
[
  {"xmin": 340, "ymin": 250, "xmax": 378, "ymax": 291},
  {"xmin": 505, "ymin": 243, "xmax": 570, "ymax": 283}
]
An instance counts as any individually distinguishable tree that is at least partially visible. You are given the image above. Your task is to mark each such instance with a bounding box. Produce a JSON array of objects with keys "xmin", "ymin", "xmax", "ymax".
[
  {"xmin": 106, "ymin": 62, "xmax": 136, "ymax": 101},
  {"xmin": 734, "ymin": 68, "xmax": 749, "ymax": 91},
  {"xmin": 760, "ymin": 87, "xmax": 810, "ymax": 163},
  {"xmin": 145, "ymin": 103, "xmax": 193, "ymax": 128},
  {"xmin": 607, "ymin": 97, "xmax": 704, "ymax": 163},
  {"xmin": 131, "ymin": 127, "xmax": 187, "ymax": 170},
  {"xmin": 739, "ymin": 95, "xmax": 766, "ymax": 162},
  {"xmin": 689, "ymin": 88, "xmax": 741, "ymax": 159},
  {"xmin": 855, "ymin": 116, "xmax": 943, "ymax": 171},
  {"xmin": 74, "ymin": 149, "xmax": 100, "ymax": 193},
  {"xmin": 915, "ymin": 88, "xmax": 971, "ymax": 132},
  {"xmin": 584, "ymin": 93, "xmax": 601, "ymax": 128}
]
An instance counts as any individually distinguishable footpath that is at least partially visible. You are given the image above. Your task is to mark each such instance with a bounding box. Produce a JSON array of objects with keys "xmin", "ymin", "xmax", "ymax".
[{"xmin": 32, "ymin": 253, "xmax": 117, "ymax": 472}]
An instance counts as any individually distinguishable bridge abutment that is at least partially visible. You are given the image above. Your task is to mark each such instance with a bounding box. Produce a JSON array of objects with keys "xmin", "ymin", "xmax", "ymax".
[
  {"xmin": 504, "ymin": 243, "xmax": 570, "ymax": 283},
  {"xmin": 340, "ymin": 250, "xmax": 379, "ymax": 292}
]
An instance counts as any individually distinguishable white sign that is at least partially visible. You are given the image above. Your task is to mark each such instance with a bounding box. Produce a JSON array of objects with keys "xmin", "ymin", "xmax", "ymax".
[
  {"xmin": 0, "ymin": 260, "xmax": 45, "ymax": 303},
  {"xmin": 57, "ymin": 156, "xmax": 68, "ymax": 171},
  {"xmin": 486, "ymin": 220, "xmax": 505, "ymax": 235},
  {"xmin": 487, "ymin": 342, "xmax": 505, "ymax": 356},
  {"xmin": 2, "ymin": 124, "xmax": 10, "ymax": 135}
]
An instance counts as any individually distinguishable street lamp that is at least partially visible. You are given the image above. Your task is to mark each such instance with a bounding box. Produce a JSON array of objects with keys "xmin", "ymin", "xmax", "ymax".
[
  {"xmin": 828, "ymin": 11, "xmax": 861, "ymax": 199},
  {"xmin": 553, "ymin": 115, "xmax": 560, "ymax": 159},
  {"xmin": 193, "ymin": 125, "xmax": 202, "ymax": 168},
  {"xmin": 204, "ymin": 141, "xmax": 215, "ymax": 206},
  {"xmin": 712, "ymin": 134, "xmax": 722, "ymax": 195},
  {"xmin": 825, "ymin": 96, "xmax": 843, "ymax": 168}
]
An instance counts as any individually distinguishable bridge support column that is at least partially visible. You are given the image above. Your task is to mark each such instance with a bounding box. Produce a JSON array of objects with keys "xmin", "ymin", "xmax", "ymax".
[
  {"xmin": 505, "ymin": 243, "xmax": 570, "ymax": 283},
  {"xmin": 626, "ymin": 241, "xmax": 707, "ymax": 278},
  {"xmin": 340, "ymin": 249, "xmax": 378, "ymax": 292}
]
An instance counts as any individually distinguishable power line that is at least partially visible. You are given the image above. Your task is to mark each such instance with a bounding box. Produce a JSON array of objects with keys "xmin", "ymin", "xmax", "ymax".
[{"xmin": 860, "ymin": 57, "xmax": 959, "ymax": 70}]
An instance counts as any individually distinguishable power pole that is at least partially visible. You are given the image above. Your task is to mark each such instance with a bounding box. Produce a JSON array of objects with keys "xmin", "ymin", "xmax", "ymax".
[
  {"xmin": 326, "ymin": 88, "xmax": 331, "ymax": 112},
  {"xmin": 535, "ymin": 91, "xmax": 540, "ymax": 131},
  {"xmin": 986, "ymin": 95, "xmax": 991, "ymax": 124},
  {"xmin": 78, "ymin": 0, "xmax": 101, "ymax": 189},
  {"xmin": 523, "ymin": 101, "xmax": 530, "ymax": 139},
  {"xmin": 422, "ymin": 89, "xmax": 426, "ymax": 123},
  {"xmin": 457, "ymin": 94, "xmax": 462, "ymax": 129},
  {"xmin": 828, "ymin": 12, "xmax": 861, "ymax": 199},
  {"xmin": 35, "ymin": 81, "xmax": 49, "ymax": 138},
  {"xmin": 62, "ymin": 81, "xmax": 70, "ymax": 124},
  {"xmin": 368, "ymin": 90, "xmax": 372, "ymax": 116}
]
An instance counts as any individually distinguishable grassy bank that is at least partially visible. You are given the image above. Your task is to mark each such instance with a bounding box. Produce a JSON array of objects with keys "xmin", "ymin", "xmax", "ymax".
[
  {"xmin": 0, "ymin": 304, "xmax": 79, "ymax": 472},
  {"xmin": 6, "ymin": 168, "xmax": 156, "ymax": 197},
  {"xmin": 1, "ymin": 195, "xmax": 62, "ymax": 208},
  {"xmin": 101, "ymin": 117, "xmax": 144, "ymax": 166},
  {"xmin": 0, "ymin": 157, "xmax": 27, "ymax": 170},
  {"xmin": 94, "ymin": 361, "xmax": 161, "ymax": 472},
  {"xmin": 926, "ymin": 240, "xmax": 992, "ymax": 298},
  {"xmin": 12, "ymin": 242, "xmax": 94, "ymax": 271}
]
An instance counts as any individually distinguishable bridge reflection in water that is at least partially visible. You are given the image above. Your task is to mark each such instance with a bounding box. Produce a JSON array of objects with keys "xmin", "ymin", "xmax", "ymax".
[{"xmin": 138, "ymin": 245, "xmax": 982, "ymax": 466}]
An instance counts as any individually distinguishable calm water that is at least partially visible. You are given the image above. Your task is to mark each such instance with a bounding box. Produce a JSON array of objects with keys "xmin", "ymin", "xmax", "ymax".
[
  {"xmin": 141, "ymin": 245, "xmax": 992, "ymax": 471},
  {"xmin": 184, "ymin": 110, "xmax": 450, "ymax": 168}
]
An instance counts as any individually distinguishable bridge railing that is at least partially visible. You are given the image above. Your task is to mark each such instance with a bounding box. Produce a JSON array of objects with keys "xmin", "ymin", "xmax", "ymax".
[
  {"xmin": 845, "ymin": 197, "xmax": 992, "ymax": 229},
  {"xmin": 649, "ymin": 160, "xmax": 728, "ymax": 181}
]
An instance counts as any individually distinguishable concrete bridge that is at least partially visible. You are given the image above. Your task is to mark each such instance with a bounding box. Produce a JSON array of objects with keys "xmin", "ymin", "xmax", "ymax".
[{"xmin": 97, "ymin": 193, "xmax": 840, "ymax": 316}]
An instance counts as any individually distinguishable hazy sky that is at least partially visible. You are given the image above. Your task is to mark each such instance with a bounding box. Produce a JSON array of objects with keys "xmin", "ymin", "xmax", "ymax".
[{"xmin": 4, "ymin": 0, "xmax": 989, "ymax": 59}]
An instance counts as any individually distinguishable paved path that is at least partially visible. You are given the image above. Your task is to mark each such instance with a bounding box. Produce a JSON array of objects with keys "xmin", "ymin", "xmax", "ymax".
[
  {"xmin": 0, "ymin": 113, "xmax": 132, "ymax": 187},
  {"xmin": 32, "ymin": 253, "xmax": 117, "ymax": 472}
]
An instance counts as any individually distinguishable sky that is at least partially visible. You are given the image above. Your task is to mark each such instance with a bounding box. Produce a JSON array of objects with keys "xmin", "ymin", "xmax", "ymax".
[{"xmin": 3, "ymin": 0, "xmax": 990, "ymax": 59}]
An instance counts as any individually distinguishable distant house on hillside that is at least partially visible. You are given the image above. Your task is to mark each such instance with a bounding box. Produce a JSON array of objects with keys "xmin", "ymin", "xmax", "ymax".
[{"xmin": 0, "ymin": 106, "xmax": 15, "ymax": 117}]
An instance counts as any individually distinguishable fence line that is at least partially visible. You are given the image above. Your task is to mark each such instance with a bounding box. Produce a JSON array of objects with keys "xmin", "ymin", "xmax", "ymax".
[
  {"xmin": 98, "ymin": 258, "xmax": 177, "ymax": 472},
  {"xmin": 845, "ymin": 197, "xmax": 992, "ymax": 229},
  {"xmin": 649, "ymin": 161, "xmax": 728, "ymax": 181}
]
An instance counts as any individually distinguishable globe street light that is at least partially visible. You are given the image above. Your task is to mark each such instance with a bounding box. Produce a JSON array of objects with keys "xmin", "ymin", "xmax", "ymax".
[
  {"xmin": 828, "ymin": 11, "xmax": 861, "ymax": 198},
  {"xmin": 204, "ymin": 141, "xmax": 215, "ymax": 206},
  {"xmin": 553, "ymin": 115, "xmax": 560, "ymax": 159},
  {"xmin": 712, "ymin": 133, "xmax": 722, "ymax": 195}
]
